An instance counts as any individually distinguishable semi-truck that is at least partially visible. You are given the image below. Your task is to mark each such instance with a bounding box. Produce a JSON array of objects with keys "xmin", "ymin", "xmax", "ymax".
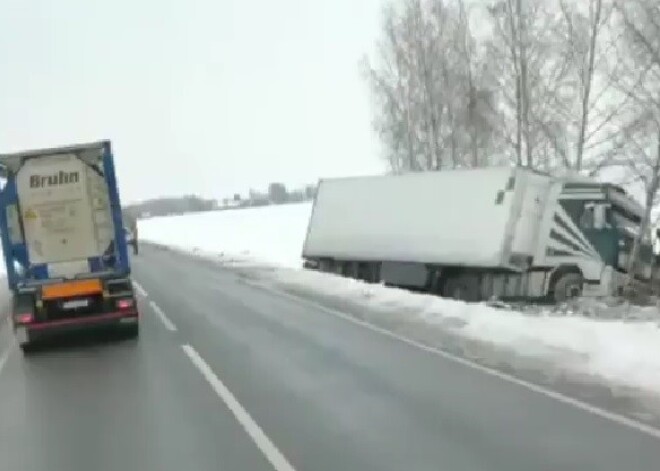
[
  {"xmin": 0, "ymin": 141, "xmax": 139, "ymax": 352},
  {"xmin": 302, "ymin": 167, "xmax": 658, "ymax": 304}
]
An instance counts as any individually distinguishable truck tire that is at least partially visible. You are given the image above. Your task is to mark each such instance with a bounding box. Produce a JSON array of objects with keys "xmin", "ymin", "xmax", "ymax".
[
  {"xmin": 124, "ymin": 323, "xmax": 140, "ymax": 339},
  {"xmin": 19, "ymin": 339, "xmax": 34, "ymax": 355},
  {"xmin": 442, "ymin": 275, "xmax": 480, "ymax": 302},
  {"xmin": 553, "ymin": 272, "xmax": 583, "ymax": 303}
]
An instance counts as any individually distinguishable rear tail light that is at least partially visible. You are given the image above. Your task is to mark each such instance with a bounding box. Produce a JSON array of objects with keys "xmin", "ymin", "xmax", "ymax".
[
  {"xmin": 16, "ymin": 313, "xmax": 34, "ymax": 324},
  {"xmin": 117, "ymin": 299, "xmax": 134, "ymax": 310}
]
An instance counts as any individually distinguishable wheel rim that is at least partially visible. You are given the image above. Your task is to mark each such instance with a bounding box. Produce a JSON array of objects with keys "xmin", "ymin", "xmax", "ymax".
[{"xmin": 567, "ymin": 284, "xmax": 581, "ymax": 299}]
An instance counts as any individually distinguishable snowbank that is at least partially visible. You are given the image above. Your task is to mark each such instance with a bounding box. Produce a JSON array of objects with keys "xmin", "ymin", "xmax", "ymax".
[
  {"xmin": 139, "ymin": 202, "xmax": 312, "ymax": 268},
  {"xmin": 140, "ymin": 203, "xmax": 660, "ymax": 396},
  {"xmin": 269, "ymin": 268, "xmax": 660, "ymax": 395}
]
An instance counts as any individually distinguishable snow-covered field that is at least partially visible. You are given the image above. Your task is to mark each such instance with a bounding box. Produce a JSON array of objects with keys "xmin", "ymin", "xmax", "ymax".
[
  {"xmin": 141, "ymin": 203, "xmax": 660, "ymax": 397},
  {"xmin": 140, "ymin": 203, "xmax": 313, "ymax": 268}
]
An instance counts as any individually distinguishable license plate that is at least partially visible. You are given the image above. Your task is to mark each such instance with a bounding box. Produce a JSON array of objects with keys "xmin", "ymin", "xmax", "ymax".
[{"xmin": 62, "ymin": 299, "xmax": 89, "ymax": 309}]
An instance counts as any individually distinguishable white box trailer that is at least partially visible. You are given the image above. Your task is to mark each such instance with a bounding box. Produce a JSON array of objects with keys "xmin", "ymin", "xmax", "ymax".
[{"xmin": 302, "ymin": 167, "xmax": 656, "ymax": 303}]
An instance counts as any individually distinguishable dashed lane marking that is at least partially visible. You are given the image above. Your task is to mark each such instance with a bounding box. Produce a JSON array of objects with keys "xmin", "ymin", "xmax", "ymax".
[
  {"xmin": 182, "ymin": 344, "xmax": 297, "ymax": 471},
  {"xmin": 149, "ymin": 300, "xmax": 177, "ymax": 332}
]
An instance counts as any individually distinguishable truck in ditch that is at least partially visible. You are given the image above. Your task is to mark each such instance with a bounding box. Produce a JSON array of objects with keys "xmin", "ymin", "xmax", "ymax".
[
  {"xmin": 0, "ymin": 141, "xmax": 139, "ymax": 352},
  {"xmin": 302, "ymin": 167, "xmax": 658, "ymax": 304}
]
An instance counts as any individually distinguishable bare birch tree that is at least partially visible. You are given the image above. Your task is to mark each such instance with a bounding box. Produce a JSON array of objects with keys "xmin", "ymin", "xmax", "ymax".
[
  {"xmin": 548, "ymin": 0, "xmax": 637, "ymax": 176},
  {"xmin": 365, "ymin": 0, "xmax": 501, "ymax": 173},
  {"xmin": 610, "ymin": 0, "xmax": 660, "ymax": 287},
  {"xmin": 484, "ymin": 0, "xmax": 628, "ymax": 174},
  {"xmin": 486, "ymin": 0, "xmax": 569, "ymax": 169},
  {"xmin": 363, "ymin": 4, "xmax": 420, "ymax": 173},
  {"xmin": 365, "ymin": 0, "xmax": 645, "ymax": 181}
]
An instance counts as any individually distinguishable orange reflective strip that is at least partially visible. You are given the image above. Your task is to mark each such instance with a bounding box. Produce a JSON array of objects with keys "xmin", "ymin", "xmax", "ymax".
[{"xmin": 41, "ymin": 279, "xmax": 103, "ymax": 300}]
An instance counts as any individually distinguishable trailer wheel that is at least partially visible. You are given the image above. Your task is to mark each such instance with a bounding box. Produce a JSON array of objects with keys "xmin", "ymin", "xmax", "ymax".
[
  {"xmin": 552, "ymin": 272, "xmax": 583, "ymax": 303},
  {"xmin": 19, "ymin": 340, "xmax": 34, "ymax": 355},
  {"xmin": 121, "ymin": 323, "xmax": 140, "ymax": 339},
  {"xmin": 127, "ymin": 324, "xmax": 139, "ymax": 338},
  {"xmin": 442, "ymin": 275, "xmax": 480, "ymax": 302}
]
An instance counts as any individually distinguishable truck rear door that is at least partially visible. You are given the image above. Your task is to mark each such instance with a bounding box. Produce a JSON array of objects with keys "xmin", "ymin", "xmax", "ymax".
[{"xmin": 14, "ymin": 147, "xmax": 115, "ymax": 278}]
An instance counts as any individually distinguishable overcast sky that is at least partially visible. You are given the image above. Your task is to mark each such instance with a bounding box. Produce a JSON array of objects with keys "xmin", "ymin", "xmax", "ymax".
[{"xmin": 0, "ymin": 0, "xmax": 385, "ymax": 203}]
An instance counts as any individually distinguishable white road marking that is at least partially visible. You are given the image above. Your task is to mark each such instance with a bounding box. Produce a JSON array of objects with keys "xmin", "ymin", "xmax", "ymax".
[
  {"xmin": 244, "ymin": 279, "xmax": 660, "ymax": 441},
  {"xmin": 0, "ymin": 341, "xmax": 14, "ymax": 378},
  {"xmin": 182, "ymin": 345, "xmax": 297, "ymax": 471},
  {"xmin": 149, "ymin": 300, "xmax": 177, "ymax": 332},
  {"xmin": 0, "ymin": 315, "xmax": 10, "ymax": 335},
  {"xmin": 133, "ymin": 281, "xmax": 148, "ymax": 297}
]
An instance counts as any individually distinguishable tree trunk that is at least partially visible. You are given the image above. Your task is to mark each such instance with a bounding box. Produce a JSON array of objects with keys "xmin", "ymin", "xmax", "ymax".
[
  {"xmin": 515, "ymin": 81, "xmax": 523, "ymax": 166},
  {"xmin": 650, "ymin": 239, "xmax": 659, "ymax": 295},
  {"xmin": 626, "ymin": 132, "xmax": 660, "ymax": 293},
  {"xmin": 517, "ymin": 0, "xmax": 532, "ymax": 168},
  {"xmin": 394, "ymin": 54, "xmax": 416, "ymax": 171},
  {"xmin": 447, "ymin": 100, "xmax": 458, "ymax": 168},
  {"xmin": 505, "ymin": 0, "xmax": 523, "ymax": 166},
  {"xmin": 575, "ymin": 0, "xmax": 603, "ymax": 172},
  {"xmin": 468, "ymin": 79, "xmax": 479, "ymax": 167},
  {"xmin": 625, "ymin": 190, "xmax": 654, "ymax": 293},
  {"xmin": 457, "ymin": 0, "xmax": 479, "ymax": 167}
]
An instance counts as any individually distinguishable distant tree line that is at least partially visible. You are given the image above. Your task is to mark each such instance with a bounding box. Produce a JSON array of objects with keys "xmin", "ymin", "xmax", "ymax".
[
  {"xmin": 124, "ymin": 183, "xmax": 317, "ymax": 220},
  {"xmin": 245, "ymin": 183, "xmax": 316, "ymax": 205},
  {"xmin": 123, "ymin": 195, "xmax": 218, "ymax": 220}
]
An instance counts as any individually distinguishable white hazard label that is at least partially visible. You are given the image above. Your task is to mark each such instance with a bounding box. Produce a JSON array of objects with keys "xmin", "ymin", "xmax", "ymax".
[{"xmin": 23, "ymin": 208, "xmax": 37, "ymax": 221}]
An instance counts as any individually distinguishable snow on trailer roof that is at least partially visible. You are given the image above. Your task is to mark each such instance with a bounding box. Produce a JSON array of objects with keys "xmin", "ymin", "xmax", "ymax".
[
  {"xmin": 0, "ymin": 140, "xmax": 111, "ymax": 178},
  {"xmin": 318, "ymin": 167, "xmax": 629, "ymax": 195},
  {"xmin": 318, "ymin": 166, "xmax": 514, "ymax": 181},
  {"xmin": 314, "ymin": 168, "xmax": 645, "ymax": 222}
]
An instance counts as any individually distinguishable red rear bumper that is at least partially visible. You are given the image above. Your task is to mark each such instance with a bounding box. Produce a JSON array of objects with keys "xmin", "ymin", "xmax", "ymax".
[{"xmin": 19, "ymin": 310, "xmax": 138, "ymax": 338}]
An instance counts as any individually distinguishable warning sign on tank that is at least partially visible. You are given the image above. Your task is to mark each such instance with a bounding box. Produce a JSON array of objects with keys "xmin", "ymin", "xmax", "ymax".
[{"xmin": 24, "ymin": 208, "xmax": 37, "ymax": 221}]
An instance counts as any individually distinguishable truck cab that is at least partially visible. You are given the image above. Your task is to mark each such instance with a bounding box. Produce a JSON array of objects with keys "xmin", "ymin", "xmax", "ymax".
[
  {"xmin": 0, "ymin": 141, "xmax": 139, "ymax": 352},
  {"xmin": 551, "ymin": 182, "xmax": 654, "ymax": 298}
]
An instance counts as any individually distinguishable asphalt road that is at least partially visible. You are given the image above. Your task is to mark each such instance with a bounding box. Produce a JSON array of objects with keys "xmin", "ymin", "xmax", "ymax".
[{"xmin": 1, "ymin": 245, "xmax": 660, "ymax": 471}]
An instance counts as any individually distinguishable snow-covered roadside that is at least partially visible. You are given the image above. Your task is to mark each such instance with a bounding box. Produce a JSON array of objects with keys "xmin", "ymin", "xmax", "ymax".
[
  {"xmin": 159, "ymin": 244, "xmax": 660, "ymax": 397},
  {"xmin": 268, "ymin": 267, "xmax": 660, "ymax": 395},
  {"xmin": 140, "ymin": 205, "xmax": 660, "ymax": 397}
]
